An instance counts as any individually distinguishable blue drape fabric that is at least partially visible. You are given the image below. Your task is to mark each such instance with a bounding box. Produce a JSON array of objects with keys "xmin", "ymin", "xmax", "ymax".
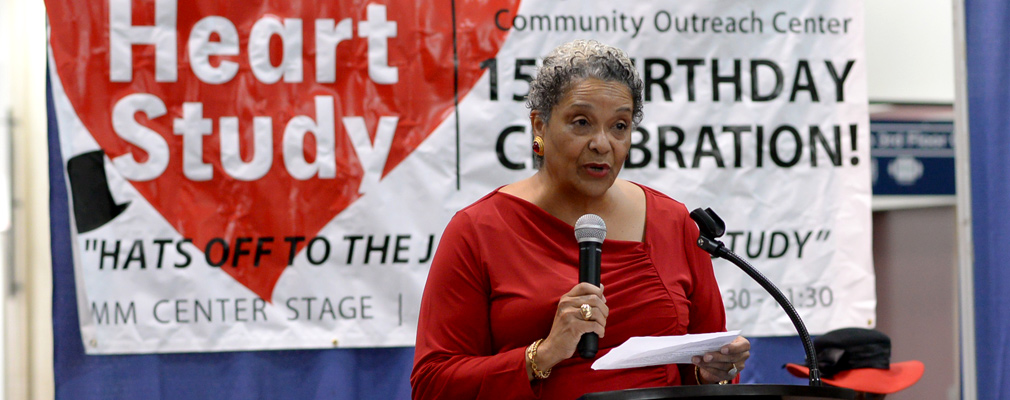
[{"xmin": 965, "ymin": 1, "xmax": 1010, "ymax": 398}]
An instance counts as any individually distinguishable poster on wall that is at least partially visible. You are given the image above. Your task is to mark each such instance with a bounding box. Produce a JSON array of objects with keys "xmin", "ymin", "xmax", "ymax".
[{"xmin": 46, "ymin": 0, "xmax": 872, "ymax": 354}]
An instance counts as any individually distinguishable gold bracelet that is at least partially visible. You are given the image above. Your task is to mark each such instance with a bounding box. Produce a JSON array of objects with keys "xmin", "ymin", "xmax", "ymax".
[
  {"xmin": 694, "ymin": 365, "xmax": 729, "ymax": 385},
  {"xmin": 526, "ymin": 339, "xmax": 551, "ymax": 379}
]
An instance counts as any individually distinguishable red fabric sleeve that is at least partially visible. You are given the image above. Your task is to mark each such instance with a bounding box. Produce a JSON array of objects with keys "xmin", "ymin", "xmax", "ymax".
[{"xmin": 411, "ymin": 211, "xmax": 539, "ymax": 400}]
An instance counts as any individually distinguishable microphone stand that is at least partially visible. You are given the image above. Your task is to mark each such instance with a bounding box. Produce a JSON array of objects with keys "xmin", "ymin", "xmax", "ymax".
[{"xmin": 690, "ymin": 208, "xmax": 823, "ymax": 387}]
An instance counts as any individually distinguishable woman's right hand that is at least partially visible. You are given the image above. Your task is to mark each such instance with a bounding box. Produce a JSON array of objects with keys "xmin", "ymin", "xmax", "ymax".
[{"xmin": 534, "ymin": 282, "xmax": 609, "ymax": 372}]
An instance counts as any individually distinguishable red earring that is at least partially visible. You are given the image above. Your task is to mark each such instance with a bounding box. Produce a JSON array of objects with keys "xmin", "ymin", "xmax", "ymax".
[{"xmin": 533, "ymin": 137, "xmax": 545, "ymax": 156}]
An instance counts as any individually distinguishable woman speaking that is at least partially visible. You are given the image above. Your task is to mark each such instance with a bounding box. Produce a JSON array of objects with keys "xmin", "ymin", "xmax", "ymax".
[{"xmin": 411, "ymin": 39, "xmax": 750, "ymax": 399}]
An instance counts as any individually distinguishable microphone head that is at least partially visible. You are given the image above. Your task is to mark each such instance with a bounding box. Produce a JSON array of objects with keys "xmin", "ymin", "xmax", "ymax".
[{"xmin": 574, "ymin": 214, "xmax": 607, "ymax": 244}]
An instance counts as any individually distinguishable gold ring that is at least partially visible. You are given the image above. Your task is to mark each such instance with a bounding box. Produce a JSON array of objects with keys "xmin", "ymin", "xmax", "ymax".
[{"xmin": 580, "ymin": 303, "xmax": 593, "ymax": 321}]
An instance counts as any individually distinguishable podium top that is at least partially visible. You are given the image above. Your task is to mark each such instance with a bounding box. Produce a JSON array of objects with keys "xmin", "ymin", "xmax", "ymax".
[{"xmin": 578, "ymin": 384, "xmax": 855, "ymax": 400}]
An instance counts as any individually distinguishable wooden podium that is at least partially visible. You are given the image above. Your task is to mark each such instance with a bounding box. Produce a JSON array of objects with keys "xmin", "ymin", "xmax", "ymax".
[{"xmin": 578, "ymin": 384, "xmax": 855, "ymax": 400}]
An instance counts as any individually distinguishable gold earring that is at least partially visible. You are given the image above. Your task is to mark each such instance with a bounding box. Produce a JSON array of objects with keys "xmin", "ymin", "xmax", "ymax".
[{"xmin": 533, "ymin": 137, "xmax": 545, "ymax": 156}]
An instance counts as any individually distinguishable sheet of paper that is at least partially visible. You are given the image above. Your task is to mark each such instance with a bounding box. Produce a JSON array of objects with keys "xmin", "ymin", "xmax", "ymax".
[{"xmin": 591, "ymin": 331, "xmax": 741, "ymax": 370}]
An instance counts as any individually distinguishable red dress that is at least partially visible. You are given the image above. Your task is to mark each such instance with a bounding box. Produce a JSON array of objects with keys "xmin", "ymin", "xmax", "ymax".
[{"xmin": 411, "ymin": 185, "xmax": 727, "ymax": 399}]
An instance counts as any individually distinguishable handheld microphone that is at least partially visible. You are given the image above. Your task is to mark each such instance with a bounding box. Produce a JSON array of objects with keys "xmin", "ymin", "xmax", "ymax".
[{"xmin": 574, "ymin": 214, "xmax": 606, "ymax": 359}]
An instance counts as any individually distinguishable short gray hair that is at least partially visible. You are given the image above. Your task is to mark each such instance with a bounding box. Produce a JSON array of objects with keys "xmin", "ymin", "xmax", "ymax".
[{"xmin": 526, "ymin": 39, "xmax": 644, "ymax": 167}]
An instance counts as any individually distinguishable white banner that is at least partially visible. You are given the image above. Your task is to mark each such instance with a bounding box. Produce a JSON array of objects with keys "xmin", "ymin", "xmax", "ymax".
[{"xmin": 48, "ymin": 0, "xmax": 871, "ymax": 354}]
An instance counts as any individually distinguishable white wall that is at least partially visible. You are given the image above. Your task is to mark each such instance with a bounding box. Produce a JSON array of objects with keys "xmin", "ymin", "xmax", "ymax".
[
  {"xmin": 1, "ymin": 0, "xmax": 52, "ymax": 399},
  {"xmin": 865, "ymin": 0, "xmax": 955, "ymax": 103},
  {"xmin": 873, "ymin": 207, "xmax": 959, "ymax": 400},
  {"xmin": 865, "ymin": 3, "xmax": 959, "ymax": 400},
  {"xmin": 0, "ymin": 10, "xmax": 8, "ymax": 397}
]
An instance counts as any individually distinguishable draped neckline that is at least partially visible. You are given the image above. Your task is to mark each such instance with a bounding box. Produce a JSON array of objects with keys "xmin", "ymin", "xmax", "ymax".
[{"xmin": 491, "ymin": 184, "xmax": 650, "ymax": 252}]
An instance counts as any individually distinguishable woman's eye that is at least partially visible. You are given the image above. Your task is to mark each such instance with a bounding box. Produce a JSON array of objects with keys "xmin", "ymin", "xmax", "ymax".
[
  {"xmin": 575, "ymin": 119, "xmax": 589, "ymax": 126},
  {"xmin": 615, "ymin": 122, "xmax": 628, "ymax": 131}
]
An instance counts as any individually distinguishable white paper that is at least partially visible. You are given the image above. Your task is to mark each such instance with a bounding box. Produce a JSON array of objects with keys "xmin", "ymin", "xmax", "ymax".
[{"xmin": 591, "ymin": 331, "xmax": 741, "ymax": 370}]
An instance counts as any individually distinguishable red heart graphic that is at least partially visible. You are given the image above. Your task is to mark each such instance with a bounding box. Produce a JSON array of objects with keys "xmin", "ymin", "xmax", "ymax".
[{"xmin": 47, "ymin": 0, "xmax": 519, "ymax": 300}]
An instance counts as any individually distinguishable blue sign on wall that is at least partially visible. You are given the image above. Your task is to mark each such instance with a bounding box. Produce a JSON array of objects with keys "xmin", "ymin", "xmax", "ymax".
[{"xmin": 870, "ymin": 121, "xmax": 955, "ymax": 196}]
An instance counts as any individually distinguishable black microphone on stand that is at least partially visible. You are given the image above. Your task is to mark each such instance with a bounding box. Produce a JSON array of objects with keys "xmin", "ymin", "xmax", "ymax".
[
  {"xmin": 574, "ymin": 214, "xmax": 606, "ymax": 359},
  {"xmin": 689, "ymin": 207, "xmax": 823, "ymax": 387}
]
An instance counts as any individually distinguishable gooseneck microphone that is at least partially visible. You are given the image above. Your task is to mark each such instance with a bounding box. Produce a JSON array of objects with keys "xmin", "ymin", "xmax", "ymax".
[
  {"xmin": 689, "ymin": 207, "xmax": 823, "ymax": 387},
  {"xmin": 574, "ymin": 214, "xmax": 606, "ymax": 359}
]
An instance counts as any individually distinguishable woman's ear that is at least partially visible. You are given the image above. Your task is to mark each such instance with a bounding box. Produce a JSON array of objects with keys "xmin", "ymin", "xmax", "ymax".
[{"xmin": 530, "ymin": 111, "xmax": 546, "ymax": 136}]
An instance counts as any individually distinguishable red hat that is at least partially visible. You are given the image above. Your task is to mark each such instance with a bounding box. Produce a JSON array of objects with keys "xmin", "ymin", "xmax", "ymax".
[{"xmin": 785, "ymin": 328, "xmax": 924, "ymax": 394}]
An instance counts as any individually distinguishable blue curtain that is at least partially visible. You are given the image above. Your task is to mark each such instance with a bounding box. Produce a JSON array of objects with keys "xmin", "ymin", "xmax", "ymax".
[{"xmin": 965, "ymin": 1, "xmax": 1010, "ymax": 398}]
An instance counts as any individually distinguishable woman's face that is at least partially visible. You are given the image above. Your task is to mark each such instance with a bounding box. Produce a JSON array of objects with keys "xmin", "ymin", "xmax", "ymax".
[{"xmin": 533, "ymin": 77, "xmax": 634, "ymax": 199}]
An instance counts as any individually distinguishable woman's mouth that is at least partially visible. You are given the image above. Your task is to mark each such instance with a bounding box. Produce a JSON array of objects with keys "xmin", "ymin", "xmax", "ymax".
[{"xmin": 584, "ymin": 163, "xmax": 611, "ymax": 178}]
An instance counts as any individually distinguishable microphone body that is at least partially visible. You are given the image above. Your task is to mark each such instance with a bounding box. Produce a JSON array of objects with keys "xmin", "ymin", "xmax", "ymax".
[
  {"xmin": 574, "ymin": 214, "xmax": 606, "ymax": 359},
  {"xmin": 577, "ymin": 239, "xmax": 602, "ymax": 358}
]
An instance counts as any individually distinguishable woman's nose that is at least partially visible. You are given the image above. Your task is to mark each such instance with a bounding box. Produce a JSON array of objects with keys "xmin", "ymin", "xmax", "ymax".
[{"xmin": 588, "ymin": 129, "xmax": 612, "ymax": 153}]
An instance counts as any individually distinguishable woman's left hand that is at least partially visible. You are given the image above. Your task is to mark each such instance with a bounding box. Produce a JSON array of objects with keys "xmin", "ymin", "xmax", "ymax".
[{"xmin": 692, "ymin": 335, "xmax": 751, "ymax": 384}]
